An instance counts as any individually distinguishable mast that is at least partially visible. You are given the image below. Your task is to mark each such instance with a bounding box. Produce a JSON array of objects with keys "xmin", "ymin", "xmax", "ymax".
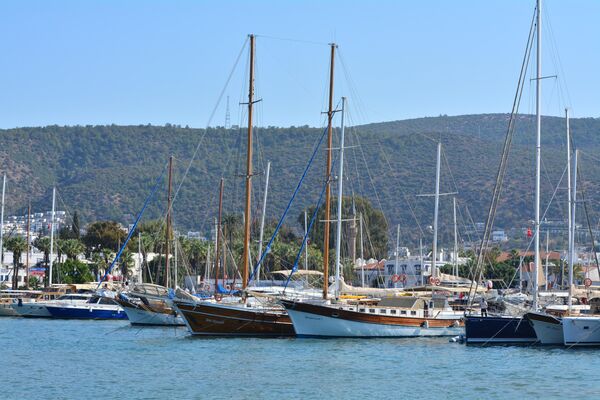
[
  {"xmin": 533, "ymin": 0, "xmax": 542, "ymax": 310},
  {"xmin": 257, "ymin": 161, "xmax": 271, "ymax": 283},
  {"xmin": 205, "ymin": 243, "xmax": 211, "ymax": 283},
  {"xmin": 453, "ymin": 197, "xmax": 458, "ymax": 279},
  {"xmin": 0, "ymin": 174, "xmax": 5, "ymax": 265},
  {"xmin": 138, "ymin": 230, "xmax": 142, "ymax": 283},
  {"xmin": 333, "ymin": 97, "xmax": 346, "ymax": 299},
  {"xmin": 25, "ymin": 201, "xmax": 31, "ymax": 288},
  {"xmin": 431, "ymin": 142, "xmax": 442, "ymax": 279},
  {"xmin": 322, "ymin": 42, "xmax": 336, "ymax": 299},
  {"xmin": 164, "ymin": 156, "xmax": 173, "ymax": 289},
  {"xmin": 359, "ymin": 213, "xmax": 365, "ymax": 287},
  {"xmin": 49, "ymin": 187, "xmax": 56, "ymax": 286},
  {"xmin": 304, "ymin": 210, "xmax": 309, "ymax": 270},
  {"xmin": 566, "ymin": 107, "xmax": 572, "ymax": 292},
  {"xmin": 568, "ymin": 150, "xmax": 578, "ymax": 313},
  {"xmin": 174, "ymin": 234, "xmax": 178, "ymax": 288},
  {"xmin": 215, "ymin": 179, "xmax": 224, "ymax": 292},
  {"xmin": 242, "ymin": 33, "xmax": 255, "ymax": 290},
  {"xmin": 545, "ymin": 229, "xmax": 549, "ymax": 291},
  {"xmin": 394, "ymin": 224, "xmax": 400, "ymax": 288},
  {"xmin": 419, "ymin": 236, "xmax": 424, "ymax": 285}
]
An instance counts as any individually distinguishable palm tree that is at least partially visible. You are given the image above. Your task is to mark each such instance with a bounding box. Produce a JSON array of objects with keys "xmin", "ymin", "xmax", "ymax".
[
  {"xmin": 119, "ymin": 249, "xmax": 134, "ymax": 279},
  {"xmin": 33, "ymin": 236, "xmax": 52, "ymax": 286},
  {"xmin": 6, "ymin": 236, "xmax": 27, "ymax": 289},
  {"xmin": 62, "ymin": 239, "xmax": 85, "ymax": 261}
]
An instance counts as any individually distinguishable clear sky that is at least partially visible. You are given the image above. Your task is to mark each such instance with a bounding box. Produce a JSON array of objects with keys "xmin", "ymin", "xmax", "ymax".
[{"xmin": 1, "ymin": 0, "xmax": 598, "ymax": 129}]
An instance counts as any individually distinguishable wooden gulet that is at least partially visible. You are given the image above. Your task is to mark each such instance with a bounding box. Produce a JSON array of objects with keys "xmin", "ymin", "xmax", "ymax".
[{"xmin": 172, "ymin": 34, "xmax": 295, "ymax": 337}]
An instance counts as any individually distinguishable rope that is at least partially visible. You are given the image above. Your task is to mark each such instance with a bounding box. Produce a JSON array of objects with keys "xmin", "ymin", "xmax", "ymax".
[
  {"xmin": 247, "ymin": 125, "xmax": 329, "ymax": 284},
  {"xmin": 96, "ymin": 162, "xmax": 167, "ymax": 289}
]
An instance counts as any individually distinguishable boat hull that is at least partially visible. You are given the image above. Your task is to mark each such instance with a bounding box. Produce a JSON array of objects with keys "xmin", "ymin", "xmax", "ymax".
[
  {"xmin": 0, "ymin": 303, "xmax": 20, "ymax": 316},
  {"xmin": 464, "ymin": 315, "xmax": 537, "ymax": 344},
  {"xmin": 173, "ymin": 300, "xmax": 294, "ymax": 337},
  {"xmin": 45, "ymin": 305, "xmax": 127, "ymax": 320},
  {"xmin": 563, "ymin": 316, "xmax": 600, "ymax": 346},
  {"xmin": 524, "ymin": 312, "xmax": 563, "ymax": 345},
  {"xmin": 122, "ymin": 305, "xmax": 184, "ymax": 326},
  {"xmin": 281, "ymin": 300, "xmax": 463, "ymax": 338},
  {"xmin": 11, "ymin": 302, "xmax": 52, "ymax": 318}
]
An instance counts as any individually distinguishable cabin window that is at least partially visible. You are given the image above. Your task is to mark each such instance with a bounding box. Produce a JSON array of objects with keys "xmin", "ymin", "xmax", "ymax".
[
  {"xmin": 400, "ymin": 310, "xmax": 406, "ymax": 315},
  {"xmin": 387, "ymin": 264, "xmax": 394, "ymax": 274},
  {"xmin": 369, "ymin": 309, "xmax": 375, "ymax": 313},
  {"xmin": 411, "ymin": 311, "xmax": 417, "ymax": 316},
  {"xmin": 379, "ymin": 309, "xmax": 386, "ymax": 314},
  {"xmin": 359, "ymin": 308, "xmax": 365, "ymax": 312},
  {"xmin": 390, "ymin": 309, "xmax": 397, "ymax": 315},
  {"xmin": 401, "ymin": 265, "xmax": 407, "ymax": 272}
]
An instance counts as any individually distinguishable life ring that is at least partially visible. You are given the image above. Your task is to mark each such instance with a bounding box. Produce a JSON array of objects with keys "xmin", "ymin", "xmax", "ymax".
[
  {"xmin": 225, "ymin": 284, "xmax": 232, "ymax": 291},
  {"xmin": 214, "ymin": 293, "xmax": 223, "ymax": 302},
  {"xmin": 581, "ymin": 297, "xmax": 588, "ymax": 305},
  {"xmin": 200, "ymin": 282, "xmax": 211, "ymax": 292},
  {"xmin": 429, "ymin": 276, "xmax": 435, "ymax": 285},
  {"xmin": 584, "ymin": 278, "xmax": 593, "ymax": 288},
  {"xmin": 399, "ymin": 274, "xmax": 407, "ymax": 283},
  {"xmin": 434, "ymin": 278, "xmax": 441, "ymax": 286},
  {"xmin": 391, "ymin": 274, "xmax": 400, "ymax": 283}
]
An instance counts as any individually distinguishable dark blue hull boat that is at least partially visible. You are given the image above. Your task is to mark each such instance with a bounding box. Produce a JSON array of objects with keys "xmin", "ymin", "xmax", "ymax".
[{"xmin": 464, "ymin": 315, "xmax": 538, "ymax": 345}]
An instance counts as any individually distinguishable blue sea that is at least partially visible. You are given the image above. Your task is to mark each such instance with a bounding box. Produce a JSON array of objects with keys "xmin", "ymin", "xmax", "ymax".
[{"xmin": 1, "ymin": 318, "xmax": 599, "ymax": 399}]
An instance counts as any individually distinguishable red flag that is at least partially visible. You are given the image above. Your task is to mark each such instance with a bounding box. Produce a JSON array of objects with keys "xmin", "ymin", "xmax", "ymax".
[{"xmin": 527, "ymin": 227, "xmax": 532, "ymax": 238}]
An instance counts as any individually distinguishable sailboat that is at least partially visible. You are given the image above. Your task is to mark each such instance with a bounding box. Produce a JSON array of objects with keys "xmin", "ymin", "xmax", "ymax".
[
  {"xmin": 464, "ymin": 0, "xmax": 544, "ymax": 345},
  {"xmin": 172, "ymin": 34, "xmax": 296, "ymax": 337},
  {"xmin": 281, "ymin": 100, "xmax": 464, "ymax": 337}
]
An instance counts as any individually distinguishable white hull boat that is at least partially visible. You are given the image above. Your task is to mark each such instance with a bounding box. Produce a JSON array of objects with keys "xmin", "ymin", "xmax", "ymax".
[{"xmin": 562, "ymin": 316, "xmax": 600, "ymax": 346}]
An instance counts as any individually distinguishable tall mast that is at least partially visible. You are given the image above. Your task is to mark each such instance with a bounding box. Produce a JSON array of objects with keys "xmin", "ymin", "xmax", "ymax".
[
  {"xmin": 359, "ymin": 213, "xmax": 364, "ymax": 287},
  {"xmin": 394, "ymin": 224, "xmax": 400, "ymax": 288},
  {"xmin": 419, "ymin": 236, "xmax": 424, "ymax": 285},
  {"xmin": 138, "ymin": 230, "xmax": 142, "ymax": 283},
  {"xmin": 322, "ymin": 42, "xmax": 336, "ymax": 300},
  {"xmin": 566, "ymin": 107, "xmax": 572, "ymax": 292},
  {"xmin": 215, "ymin": 178, "xmax": 224, "ymax": 292},
  {"xmin": 304, "ymin": 210, "xmax": 309, "ymax": 270},
  {"xmin": 257, "ymin": 161, "xmax": 271, "ymax": 283},
  {"xmin": 431, "ymin": 142, "xmax": 442, "ymax": 279},
  {"xmin": 49, "ymin": 187, "xmax": 56, "ymax": 286},
  {"xmin": 545, "ymin": 229, "xmax": 549, "ymax": 291},
  {"xmin": 568, "ymin": 150, "xmax": 578, "ymax": 313},
  {"xmin": 26, "ymin": 201, "xmax": 31, "ymax": 288},
  {"xmin": 174, "ymin": 234, "xmax": 178, "ymax": 288},
  {"xmin": 213, "ymin": 217, "xmax": 218, "ymax": 282},
  {"xmin": 333, "ymin": 97, "xmax": 346, "ymax": 299},
  {"xmin": 533, "ymin": 0, "xmax": 542, "ymax": 310},
  {"xmin": 0, "ymin": 174, "xmax": 5, "ymax": 265},
  {"xmin": 205, "ymin": 243, "xmax": 211, "ymax": 283},
  {"xmin": 242, "ymin": 34, "xmax": 256, "ymax": 290},
  {"xmin": 453, "ymin": 197, "xmax": 458, "ymax": 279},
  {"xmin": 165, "ymin": 156, "xmax": 173, "ymax": 289}
]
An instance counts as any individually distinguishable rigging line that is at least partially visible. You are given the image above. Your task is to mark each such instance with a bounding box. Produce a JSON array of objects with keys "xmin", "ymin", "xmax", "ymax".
[
  {"xmin": 248, "ymin": 125, "xmax": 329, "ymax": 284},
  {"xmin": 96, "ymin": 162, "xmax": 167, "ymax": 289},
  {"xmin": 168, "ymin": 38, "xmax": 248, "ymax": 221},
  {"xmin": 441, "ymin": 145, "xmax": 460, "ymax": 196},
  {"xmin": 468, "ymin": 6, "xmax": 536, "ymax": 304},
  {"xmin": 254, "ymin": 34, "xmax": 329, "ymax": 47},
  {"xmin": 576, "ymin": 159, "xmax": 600, "ymax": 274}
]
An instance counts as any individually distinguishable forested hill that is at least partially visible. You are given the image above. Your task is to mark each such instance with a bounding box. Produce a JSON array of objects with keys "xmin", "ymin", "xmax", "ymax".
[{"xmin": 1, "ymin": 113, "xmax": 600, "ymax": 248}]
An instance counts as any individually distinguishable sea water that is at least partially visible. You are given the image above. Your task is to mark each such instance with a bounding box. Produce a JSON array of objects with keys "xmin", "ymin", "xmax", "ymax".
[{"xmin": 1, "ymin": 318, "xmax": 599, "ymax": 399}]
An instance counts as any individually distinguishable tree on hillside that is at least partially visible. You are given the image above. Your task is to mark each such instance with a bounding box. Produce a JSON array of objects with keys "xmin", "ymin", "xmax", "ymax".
[
  {"xmin": 6, "ymin": 236, "xmax": 27, "ymax": 289},
  {"xmin": 82, "ymin": 221, "xmax": 126, "ymax": 255},
  {"xmin": 62, "ymin": 239, "xmax": 85, "ymax": 260}
]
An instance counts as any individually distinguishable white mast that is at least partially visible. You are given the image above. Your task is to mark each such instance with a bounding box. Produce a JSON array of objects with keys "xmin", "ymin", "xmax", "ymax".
[
  {"xmin": 49, "ymin": 187, "xmax": 56, "ymax": 285},
  {"xmin": 568, "ymin": 149, "xmax": 578, "ymax": 313},
  {"xmin": 174, "ymin": 235, "xmax": 178, "ymax": 289},
  {"xmin": 453, "ymin": 197, "xmax": 458, "ymax": 279},
  {"xmin": 334, "ymin": 97, "xmax": 346, "ymax": 299},
  {"xmin": 533, "ymin": 0, "xmax": 542, "ymax": 310},
  {"xmin": 257, "ymin": 161, "xmax": 271, "ymax": 283},
  {"xmin": 566, "ymin": 107, "xmax": 572, "ymax": 292},
  {"xmin": 359, "ymin": 213, "xmax": 365, "ymax": 287},
  {"xmin": 394, "ymin": 224, "xmax": 400, "ymax": 288},
  {"xmin": 419, "ymin": 236, "xmax": 424, "ymax": 285},
  {"xmin": 205, "ymin": 243, "xmax": 211, "ymax": 282},
  {"xmin": 545, "ymin": 229, "xmax": 549, "ymax": 291},
  {"xmin": 431, "ymin": 142, "xmax": 442, "ymax": 279},
  {"xmin": 0, "ymin": 174, "xmax": 5, "ymax": 265},
  {"xmin": 138, "ymin": 230, "xmax": 142, "ymax": 283},
  {"xmin": 304, "ymin": 210, "xmax": 309, "ymax": 270}
]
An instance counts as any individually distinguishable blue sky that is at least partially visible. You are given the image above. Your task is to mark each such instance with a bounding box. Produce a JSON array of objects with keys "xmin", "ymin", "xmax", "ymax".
[{"xmin": 0, "ymin": 0, "xmax": 598, "ymax": 128}]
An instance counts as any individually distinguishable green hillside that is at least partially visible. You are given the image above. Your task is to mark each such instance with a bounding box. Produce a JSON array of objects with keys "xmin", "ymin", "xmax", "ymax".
[{"xmin": 1, "ymin": 113, "xmax": 599, "ymax": 249}]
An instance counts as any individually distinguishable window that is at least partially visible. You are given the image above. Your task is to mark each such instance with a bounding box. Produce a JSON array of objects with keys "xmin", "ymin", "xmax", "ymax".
[
  {"xmin": 359, "ymin": 308, "xmax": 365, "ymax": 312},
  {"xmin": 411, "ymin": 311, "xmax": 417, "ymax": 316},
  {"xmin": 369, "ymin": 309, "xmax": 375, "ymax": 313},
  {"xmin": 379, "ymin": 309, "xmax": 386, "ymax": 314},
  {"xmin": 387, "ymin": 264, "xmax": 394, "ymax": 274},
  {"xmin": 415, "ymin": 264, "xmax": 421, "ymax": 271},
  {"xmin": 400, "ymin": 310, "xmax": 406, "ymax": 315},
  {"xmin": 390, "ymin": 309, "xmax": 397, "ymax": 315},
  {"xmin": 401, "ymin": 265, "xmax": 407, "ymax": 272}
]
